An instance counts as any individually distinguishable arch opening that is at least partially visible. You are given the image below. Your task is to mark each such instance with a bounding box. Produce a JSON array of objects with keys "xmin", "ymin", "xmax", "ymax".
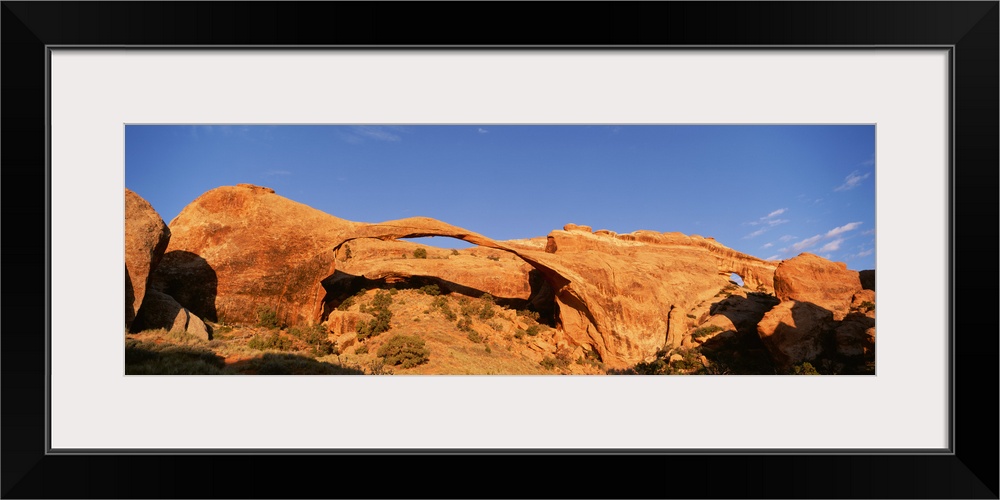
[{"xmin": 729, "ymin": 272, "xmax": 745, "ymax": 287}]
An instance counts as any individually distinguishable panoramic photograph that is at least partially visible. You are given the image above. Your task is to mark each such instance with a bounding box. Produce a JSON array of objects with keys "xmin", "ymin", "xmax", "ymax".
[{"xmin": 124, "ymin": 125, "xmax": 875, "ymax": 375}]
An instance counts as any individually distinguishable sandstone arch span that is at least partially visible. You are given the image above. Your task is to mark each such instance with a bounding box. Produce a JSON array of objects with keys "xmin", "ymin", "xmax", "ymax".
[{"xmin": 322, "ymin": 217, "xmax": 779, "ymax": 368}]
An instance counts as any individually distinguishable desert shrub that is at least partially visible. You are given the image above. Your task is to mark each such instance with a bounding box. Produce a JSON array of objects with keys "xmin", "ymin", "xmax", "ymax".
[
  {"xmin": 432, "ymin": 296, "xmax": 457, "ymax": 321},
  {"xmin": 477, "ymin": 296, "xmax": 496, "ymax": 320},
  {"xmin": 214, "ymin": 324, "xmax": 234, "ymax": 335},
  {"xmin": 451, "ymin": 249, "xmax": 460, "ymax": 256},
  {"xmin": 419, "ymin": 284, "xmax": 441, "ymax": 296},
  {"xmin": 860, "ymin": 301, "xmax": 875, "ymax": 313},
  {"xmin": 686, "ymin": 313, "xmax": 697, "ymax": 319},
  {"xmin": 457, "ymin": 317, "xmax": 474, "ymax": 333},
  {"xmin": 487, "ymin": 255, "xmax": 500, "ymax": 261},
  {"xmin": 485, "ymin": 344, "xmax": 492, "ymax": 354},
  {"xmin": 467, "ymin": 330, "xmax": 483, "ymax": 343},
  {"xmin": 458, "ymin": 296, "xmax": 477, "ymax": 317},
  {"xmin": 343, "ymin": 244, "xmax": 352, "ymax": 260},
  {"xmin": 289, "ymin": 324, "xmax": 337, "ymax": 357},
  {"xmin": 790, "ymin": 362, "xmax": 820, "ymax": 375},
  {"xmin": 487, "ymin": 321, "xmax": 503, "ymax": 332},
  {"xmin": 256, "ymin": 306, "xmax": 282, "ymax": 329},
  {"xmin": 388, "ymin": 288, "xmax": 398, "ymax": 296},
  {"xmin": 377, "ymin": 334, "xmax": 430, "ymax": 368},
  {"xmin": 516, "ymin": 309, "xmax": 540, "ymax": 321},
  {"xmin": 354, "ymin": 343, "xmax": 369, "ymax": 355},
  {"xmin": 691, "ymin": 325, "xmax": 723, "ymax": 339},
  {"xmin": 337, "ymin": 297, "xmax": 355, "ymax": 311},
  {"xmin": 413, "ymin": 248, "xmax": 427, "ymax": 259},
  {"xmin": 524, "ymin": 325, "xmax": 541, "ymax": 337},
  {"xmin": 368, "ymin": 359, "xmax": 394, "ymax": 375},
  {"xmin": 357, "ymin": 290, "xmax": 394, "ymax": 341},
  {"xmin": 540, "ymin": 355, "xmax": 570, "ymax": 371},
  {"xmin": 248, "ymin": 332, "xmax": 295, "ymax": 351},
  {"xmin": 514, "ymin": 329, "xmax": 526, "ymax": 339}
]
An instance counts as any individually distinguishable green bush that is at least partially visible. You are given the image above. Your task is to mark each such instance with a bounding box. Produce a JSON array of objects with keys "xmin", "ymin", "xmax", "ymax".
[
  {"xmin": 354, "ymin": 343, "xmax": 369, "ymax": 355},
  {"xmin": 467, "ymin": 330, "xmax": 483, "ymax": 343},
  {"xmin": 457, "ymin": 317, "xmax": 474, "ymax": 333},
  {"xmin": 432, "ymin": 296, "xmax": 457, "ymax": 321},
  {"xmin": 419, "ymin": 284, "xmax": 442, "ymax": 296},
  {"xmin": 377, "ymin": 334, "xmax": 430, "ymax": 368},
  {"xmin": 356, "ymin": 290, "xmax": 393, "ymax": 341},
  {"xmin": 336, "ymin": 297, "xmax": 355, "ymax": 311},
  {"xmin": 524, "ymin": 325, "xmax": 541, "ymax": 337},
  {"xmin": 486, "ymin": 255, "xmax": 500, "ymax": 261},
  {"xmin": 343, "ymin": 244, "xmax": 352, "ymax": 260},
  {"xmin": 860, "ymin": 301, "xmax": 875, "ymax": 313},
  {"xmin": 289, "ymin": 324, "xmax": 337, "ymax": 357},
  {"xmin": 791, "ymin": 362, "xmax": 820, "ymax": 375},
  {"xmin": 691, "ymin": 325, "xmax": 723, "ymax": 339},
  {"xmin": 516, "ymin": 309, "xmax": 540, "ymax": 321},
  {"xmin": 248, "ymin": 332, "xmax": 295, "ymax": 351},
  {"xmin": 540, "ymin": 354, "xmax": 571, "ymax": 371},
  {"xmin": 413, "ymin": 248, "xmax": 427, "ymax": 259},
  {"xmin": 451, "ymin": 249, "xmax": 460, "ymax": 256},
  {"xmin": 256, "ymin": 306, "xmax": 282, "ymax": 329}
]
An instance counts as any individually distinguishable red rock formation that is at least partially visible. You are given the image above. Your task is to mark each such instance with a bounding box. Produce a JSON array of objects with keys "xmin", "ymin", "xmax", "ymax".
[
  {"xmin": 756, "ymin": 300, "xmax": 833, "ymax": 369},
  {"xmin": 328, "ymin": 218, "xmax": 779, "ymax": 368},
  {"xmin": 150, "ymin": 184, "xmax": 355, "ymax": 325},
  {"xmin": 773, "ymin": 253, "xmax": 862, "ymax": 321},
  {"xmin": 125, "ymin": 189, "xmax": 170, "ymax": 330}
]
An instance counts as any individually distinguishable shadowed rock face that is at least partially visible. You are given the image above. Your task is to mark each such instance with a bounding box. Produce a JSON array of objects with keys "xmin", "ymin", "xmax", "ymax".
[{"xmin": 125, "ymin": 189, "xmax": 171, "ymax": 330}]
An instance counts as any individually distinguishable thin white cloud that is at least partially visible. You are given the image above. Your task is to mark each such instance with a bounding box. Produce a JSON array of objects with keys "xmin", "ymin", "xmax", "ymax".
[
  {"xmin": 478, "ymin": 128, "xmax": 489, "ymax": 134},
  {"xmin": 264, "ymin": 169, "xmax": 292, "ymax": 176},
  {"xmin": 748, "ymin": 208, "xmax": 789, "ymax": 226},
  {"xmin": 779, "ymin": 235, "xmax": 797, "ymax": 242},
  {"xmin": 354, "ymin": 126, "xmax": 401, "ymax": 142},
  {"xmin": 818, "ymin": 238, "xmax": 844, "ymax": 253},
  {"xmin": 761, "ymin": 242, "xmax": 774, "ymax": 249},
  {"xmin": 744, "ymin": 228, "xmax": 768, "ymax": 239},
  {"xmin": 765, "ymin": 254, "xmax": 781, "ymax": 261},
  {"xmin": 855, "ymin": 248, "xmax": 874, "ymax": 257},
  {"xmin": 862, "ymin": 228, "xmax": 875, "ymax": 235},
  {"xmin": 835, "ymin": 170, "xmax": 871, "ymax": 191},
  {"xmin": 791, "ymin": 234, "xmax": 823, "ymax": 252},
  {"xmin": 826, "ymin": 222, "xmax": 863, "ymax": 237}
]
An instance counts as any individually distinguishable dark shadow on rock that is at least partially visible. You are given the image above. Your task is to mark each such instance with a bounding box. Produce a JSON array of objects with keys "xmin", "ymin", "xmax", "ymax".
[
  {"xmin": 859, "ymin": 269, "xmax": 875, "ymax": 291},
  {"xmin": 149, "ymin": 250, "xmax": 219, "ymax": 322},
  {"xmin": 225, "ymin": 353, "xmax": 365, "ymax": 375},
  {"xmin": 319, "ymin": 269, "xmax": 558, "ymax": 326},
  {"xmin": 708, "ymin": 292, "xmax": 780, "ymax": 332},
  {"xmin": 125, "ymin": 264, "xmax": 136, "ymax": 330}
]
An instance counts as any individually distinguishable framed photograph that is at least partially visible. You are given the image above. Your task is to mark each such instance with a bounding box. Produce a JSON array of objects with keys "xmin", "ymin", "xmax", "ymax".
[{"xmin": 3, "ymin": 2, "xmax": 996, "ymax": 498}]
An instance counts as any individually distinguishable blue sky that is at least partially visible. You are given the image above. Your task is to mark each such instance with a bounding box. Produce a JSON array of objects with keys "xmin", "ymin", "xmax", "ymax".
[{"xmin": 125, "ymin": 125, "xmax": 876, "ymax": 271}]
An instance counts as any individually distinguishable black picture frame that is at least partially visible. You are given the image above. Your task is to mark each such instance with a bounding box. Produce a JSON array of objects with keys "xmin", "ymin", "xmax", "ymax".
[{"xmin": 2, "ymin": 2, "xmax": 997, "ymax": 498}]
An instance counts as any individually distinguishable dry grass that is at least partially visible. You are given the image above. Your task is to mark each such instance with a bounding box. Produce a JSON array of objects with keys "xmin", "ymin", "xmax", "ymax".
[{"xmin": 126, "ymin": 288, "xmax": 608, "ymax": 375}]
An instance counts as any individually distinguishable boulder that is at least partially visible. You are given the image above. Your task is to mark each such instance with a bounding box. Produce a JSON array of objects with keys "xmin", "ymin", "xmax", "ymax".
[
  {"xmin": 835, "ymin": 313, "xmax": 876, "ymax": 358},
  {"xmin": 150, "ymin": 184, "xmax": 356, "ymax": 325},
  {"xmin": 773, "ymin": 253, "xmax": 862, "ymax": 320},
  {"xmin": 131, "ymin": 290, "xmax": 211, "ymax": 341},
  {"xmin": 125, "ymin": 189, "xmax": 170, "ymax": 330},
  {"xmin": 757, "ymin": 300, "xmax": 833, "ymax": 369}
]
